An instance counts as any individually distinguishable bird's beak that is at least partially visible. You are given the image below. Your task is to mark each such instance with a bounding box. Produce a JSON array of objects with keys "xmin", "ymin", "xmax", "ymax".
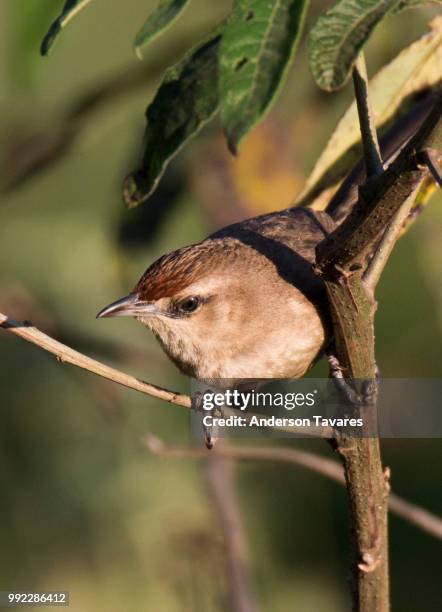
[{"xmin": 96, "ymin": 293, "xmax": 156, "ymax": 319}]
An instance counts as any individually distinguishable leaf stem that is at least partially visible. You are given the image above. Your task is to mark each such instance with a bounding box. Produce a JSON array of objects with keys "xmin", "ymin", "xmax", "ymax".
[{"xmin": 352, "ymin": 53, "xmax": 383, "ymax": 178}]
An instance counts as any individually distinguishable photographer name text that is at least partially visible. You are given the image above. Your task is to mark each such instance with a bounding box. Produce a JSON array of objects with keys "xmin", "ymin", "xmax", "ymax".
[{"xmin": 202, "ymin": 415, "xmax": 363, "ymax": 428}]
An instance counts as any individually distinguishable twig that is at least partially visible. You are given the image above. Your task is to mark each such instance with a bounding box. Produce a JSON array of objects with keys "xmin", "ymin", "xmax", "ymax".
[
  {"xmin": 325, "ymin": 91, "xmax": 439, "ymax": 224},
  {"xmin": 144, "ymin": 436, "xmax": 442, "ymax": 541},
  {"xmin": 0, "ymin": 312, "xmax": 191, "ymax": 408},
  {"xmin": 352, "ymin": 54, "xmax": 383, "ymax": 178},
  {"xmin": 385, "ymin": 495, "xmax": 442, "ymax": 542},
  {"xmin": 206, "ymin": 448, "xmax": 259, "ymax": 612},
  {"xmin": 318, "ymin": 94, "xmax": 441, "ymax": 278},
  {"xmin": 363, "ymin": 182, "xmax": 421, "ymax": 290},
  {"xmin": 418, "ymin": 148, "xmax": 442, "ymax": 187}
]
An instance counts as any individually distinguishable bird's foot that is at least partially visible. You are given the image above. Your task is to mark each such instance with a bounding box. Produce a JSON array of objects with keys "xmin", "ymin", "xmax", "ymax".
[
  {"xmin": 326, "ymin": 350, "xmax": 379, "ymax": 407},
  {"xmin": 193, "ymin": 390, "xmax": 222, "ymax": 449}
]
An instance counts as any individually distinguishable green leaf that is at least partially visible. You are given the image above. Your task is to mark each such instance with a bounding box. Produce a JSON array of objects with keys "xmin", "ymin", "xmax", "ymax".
[
  {"xmin": 220, "ymin": 0, "xmax": 309, "ymax": 154},
  {"xmin": 123, "ymin": 35, "xmax": 221, "ymax": 208},
  {"xmin": 134, "ymin": 0, "xmax": 191, "ymax": 60},
  {"xmin": 297, "ymin": 16, "xmax": 442, "ymax": 207},
  {"xmin": 308, "ymin": 0, "xmax": 400, "ymax": 91},
  {"xmin": 41, "ymin": 0, "xmax": 93, "ymax": 56}
]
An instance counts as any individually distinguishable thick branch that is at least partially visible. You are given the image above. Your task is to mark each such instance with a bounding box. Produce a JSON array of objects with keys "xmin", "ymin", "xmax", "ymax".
[
  {"xmin": 0, "ymin": 312, "xmax": 191, "ymax": 408},
  {"xmin": 311, "ymin": 63, "xmax": 442, "ymax": 612},
  {"xmin": 145, "ymin": 436, "xmax": 442, "ymax": 541}
]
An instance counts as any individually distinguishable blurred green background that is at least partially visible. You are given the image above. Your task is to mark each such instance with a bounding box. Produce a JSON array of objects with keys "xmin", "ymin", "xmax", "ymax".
[{"xmin": 0, "ymin": 1, "xmax": 441, "ymax": 610}]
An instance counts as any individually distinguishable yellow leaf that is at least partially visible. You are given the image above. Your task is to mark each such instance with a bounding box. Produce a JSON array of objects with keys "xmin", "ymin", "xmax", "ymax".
[{"xmin": 297, "ymin": 16, "xmax": 442, "ymax": 209}]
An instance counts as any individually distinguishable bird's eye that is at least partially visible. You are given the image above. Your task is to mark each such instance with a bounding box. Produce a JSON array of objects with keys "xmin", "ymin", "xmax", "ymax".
[{"xmin": 177, "ymin": 296, "xmax": 200, "ymax": 314}]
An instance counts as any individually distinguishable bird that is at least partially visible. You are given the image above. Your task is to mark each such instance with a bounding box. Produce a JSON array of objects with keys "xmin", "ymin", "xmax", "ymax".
[
  {"xmin": 98, "ymin": 207, "xmax": 335, "ymax": 381},
  {"xmin": 97, "ymin": 95, "xmax": 435, "ymax": 383}
]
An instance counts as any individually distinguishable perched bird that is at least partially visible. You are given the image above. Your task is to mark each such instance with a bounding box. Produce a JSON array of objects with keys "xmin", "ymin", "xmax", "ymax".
[
  {"xmin": 97, "ymin": 95, "xmax": 435, "ymax": 382},
  {"xmin": 98, "ymin": 207, "xmax": 334, "ymax": 380}
]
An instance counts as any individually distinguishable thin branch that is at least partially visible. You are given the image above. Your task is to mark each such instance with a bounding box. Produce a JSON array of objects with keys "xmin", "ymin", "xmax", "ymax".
[
  {"xmin": 363, "ymin": 182, "xmax": 422, "ymax": 290},
  {"xmin": 418, "ymin": 148, "xmax": 442, "ymax": 187},
  {"xmin": 325, "ymin": 91, "xmax": 439, "ymax": 224},
  {"xmin": 0, "ymin": 312, "xmax": 191, "ymax": 408},
  {"xmin": 206, "ymin": 449, "xmax": 259, "ymax": 612},
  {"xmin": 385, "ymin": 495, "xmax": 442, "ymax": 542},
  {"xmin": 318, "ymin": 93, "xmax": 442, "ymax": 276},
  {"xmin": 352, "ymin": 54, "xmax": 383, "ymax": 178},
  {"xmin": 144, "ymin": 435, "xmax": 442, "ymax": 541}
]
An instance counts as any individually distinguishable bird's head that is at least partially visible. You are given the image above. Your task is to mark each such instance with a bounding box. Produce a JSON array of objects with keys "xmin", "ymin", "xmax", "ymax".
[{"xmin": 97, "ymin": 239, "xmax": 265, "ymax": 377}]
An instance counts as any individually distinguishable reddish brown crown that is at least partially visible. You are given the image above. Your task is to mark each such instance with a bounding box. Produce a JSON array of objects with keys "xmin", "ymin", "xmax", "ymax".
[{"xmin": 134, "ymin": 239, "xmax": 237, "ymax": 301}]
